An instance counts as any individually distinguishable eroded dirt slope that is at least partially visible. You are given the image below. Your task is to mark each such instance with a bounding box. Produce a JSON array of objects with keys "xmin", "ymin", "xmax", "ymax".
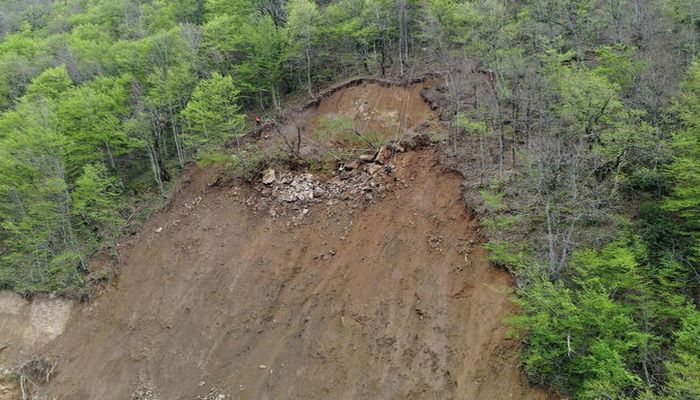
[
  {"xmin": 35, "ymin": 150, "xmax": 547, "ymax": 400},
  {"xmin": 8, "ymin": 81, "xmax": 555, "ymax": 400}
]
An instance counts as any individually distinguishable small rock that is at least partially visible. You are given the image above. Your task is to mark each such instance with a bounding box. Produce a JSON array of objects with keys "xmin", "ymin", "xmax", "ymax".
[
  {"xmin": 375, "ymin": 146, "xmax": 392, "ymax": 164},
  {"xmin": 262, "ymin": 169, "xmax": 276, "ymax": 185},
  {"xmin": 281, "ymin": 193, "xmax": 296, "ymax": 202},
  {"xmin": 154, "ymin": 227, "xmax": 163, "ymax": 233},
  {"xmin": 394, "ymin": 143, "xmax": 406, "ymax": 153},
  {"xmin": 367, "ymin": 163, "xmax": 383, "ymax": 175},
  {"xmin": 259, "ymin": 365, "xmax": 268, "ymax": 369},
  {"xmin": 345, "ymin": 160, "xmax": 361, "ymax": 170}
]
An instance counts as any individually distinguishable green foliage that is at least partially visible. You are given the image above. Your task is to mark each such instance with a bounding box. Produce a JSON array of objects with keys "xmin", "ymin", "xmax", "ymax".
[
  {"xmin": 663, "ymin": 309, "xmax": 700, "ymax": 399},
  {"xmin": 456, "ymin": 114, "xmax": 489, "ymax": 137},
  {"xmin": 226, "ymin": 146, "xmax": 268, "ymax": 183},
  {"xmin": 0, "ymin": 99, "xmax": 84, "ymax": 295},
  {"xmin": 58, "ymin": 77, "xmax": 140, "ymax": 177},
  {"xmin": 512, "ymin": 243, "xmax": 650, "ymax": 397},
  {"xmin": 71, "ymin": 163, "xmax": 123, "ymax": 251},
  {"xmin": 26, "ymin": 65, "xmax": 73, "ymax": 100},
  {"xmin": 479, "ymin": 188, "xmax": 505, "ymax": 212},
  {"xmin": 593, "ymin": 44, "xmax": 643, "ymax": 92},
  {"xmin": 484, "ymin": 239, "xmax": 528, "ymax": 270},
  {"xmin": 182, "ymin": 72, "xmax": 245, "ymax": 149},
  {"xmin": 196, "ymin": 150, "xmax": 232, "ymax": 168},
  {"xmin": 664, "ymin": 62, "xmax": 700, "ymax": 262},
  {"xmin": 318, "ymin": 114, "xmax": 355, "ymax": 139}
]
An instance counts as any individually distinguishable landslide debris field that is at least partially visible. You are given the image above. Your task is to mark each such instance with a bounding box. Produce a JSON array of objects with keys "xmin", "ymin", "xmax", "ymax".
[{"xmin": 3, "ymin": 81, "xmax": 552, "ymax": 399}]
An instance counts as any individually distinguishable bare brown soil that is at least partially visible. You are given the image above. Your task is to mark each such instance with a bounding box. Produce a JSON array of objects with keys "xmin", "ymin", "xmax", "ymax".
[{"xmin": 4, "ymin": 81, "xmax": 554, "ymax": 399}]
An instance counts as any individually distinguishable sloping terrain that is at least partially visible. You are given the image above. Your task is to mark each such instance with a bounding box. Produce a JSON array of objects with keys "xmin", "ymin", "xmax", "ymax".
[
  {"xmin": 7, "ymin": 81, "xmax": 552, "ymax": 399},
  {"xmin": 0, "ymin": 292, "xmax": 72, "ymax": 399}
]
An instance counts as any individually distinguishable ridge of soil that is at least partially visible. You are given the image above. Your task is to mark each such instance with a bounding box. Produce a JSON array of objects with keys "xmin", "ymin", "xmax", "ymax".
[{"xmin": 250, "ymin": 74, "xmax": 438, "ymax": 138}]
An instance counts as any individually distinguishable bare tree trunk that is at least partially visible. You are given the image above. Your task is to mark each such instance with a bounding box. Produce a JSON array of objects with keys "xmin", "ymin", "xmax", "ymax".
[{"xmin": 305, "ymin": 42, "xmax": 313, "ymax": 97}]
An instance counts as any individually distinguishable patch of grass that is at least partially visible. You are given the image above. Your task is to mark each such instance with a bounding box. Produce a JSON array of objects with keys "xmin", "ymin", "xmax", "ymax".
[
  {"xmin": 317, "ymin": 114, "xmax": 384, "ymax": 149},
  {"xmin": 483, "ymin": 214, "xmax": 522, "ymax": 231},
  {"xmin": 484, "ymin": 239, "xmax": 528, "ymax": 270},
  {"xmin": 227, "ymin": 146, "xmax": 268, "ymax": 183},
  {"xmin": 197, "ymin": 150, "xmax": 231, "ymax": 168},
  {"xmin": 479, "ymin": 189, "xmax": 506, "ymax": 213}
]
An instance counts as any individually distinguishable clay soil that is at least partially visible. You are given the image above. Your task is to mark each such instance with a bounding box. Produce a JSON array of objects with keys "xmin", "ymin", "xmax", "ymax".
[{"xmin": 23, "ymin": 81, "xmax": 552, "ymax": 399}]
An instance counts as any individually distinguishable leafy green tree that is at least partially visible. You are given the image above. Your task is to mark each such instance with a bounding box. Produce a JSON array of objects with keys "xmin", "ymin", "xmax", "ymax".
[
  {"xmin": 182, "ymin": 72, "xmax": 245, "ymax": 150},
  {"xmin": 512, "ymin": 239, "xmax": 651, "ymax": 397},
  {"xmin": 664, "ymin": 62, "xmax": 700, "ymax": 262},
  {"xmin": 286, "ymin": 0, "xmax": 319, "ymax": 96},
  {"xmin": 146, "ymin": 63, "xmax": 197, "ymax": 167},
  {"xmin": 663, "ymin": 308, "xmax": 700, "ymax": 399},
  {"xmin": 56, "ymin": 74, "xmax": 139, "ymax": 179},
  {"xmin": 26, "ymin": 64, "xmax": 73, "ymax": 100},
  {"xmin": 71, "ymin": 163, "xmax": 123, "ymax": 253},
  {"xmin": 0, "ymin": 99, "xmax": 84, "ymax": 295},
  {"xmin": 202, "ymin": 12, "xmax": 285, "ymax": 110}
]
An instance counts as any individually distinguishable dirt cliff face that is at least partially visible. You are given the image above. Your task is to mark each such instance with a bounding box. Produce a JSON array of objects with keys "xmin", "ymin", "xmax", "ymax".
[{"xmin": 6, "ymin": 81, "xmax": 552, "ymax": 399}]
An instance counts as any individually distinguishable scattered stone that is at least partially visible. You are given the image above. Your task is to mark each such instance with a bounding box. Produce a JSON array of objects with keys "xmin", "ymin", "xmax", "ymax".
[
  {"xmin": 281, "ymin": 193, "xmax": 296, "ymax": 203},
  {"xmin": 195, "ymin": 387, "xmax": 231, "ymax": 400},
  {"xmin": 259, "ymin": 365, "xmax": 268, "ymax": 369},
  {"xmin": 244, "ymin": 157, "xmax": 401, "ymax": 221},
  {"xmin": 428, "ymin": 233, "xmax": 443, "ymax": 252},
  {"xmin": 375, "ymin": 146, "xmax": 392, "ymax": 164},
  {"xmin": 367, "ymin": 163, "xmax": 383, "ymax": 175},
  {"xmin": 344, "ymin": 160, "xmax": 361, "ymax": 170},
  {"xmin": 154, "ymin": 227, "xmax": 163, "ymax": 233},
  {"xmin": 262, "ymin": 169, "xmax": 276, "ymax": 185},
  {"xmin": 313, "ymin": 188, "xmax": 326, "ymax": 198}
]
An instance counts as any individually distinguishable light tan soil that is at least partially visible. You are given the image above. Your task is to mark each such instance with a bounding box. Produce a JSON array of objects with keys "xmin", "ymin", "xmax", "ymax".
[{"xmin": 0, "ymin": 291, "xmax": 72, "ymax": 370}]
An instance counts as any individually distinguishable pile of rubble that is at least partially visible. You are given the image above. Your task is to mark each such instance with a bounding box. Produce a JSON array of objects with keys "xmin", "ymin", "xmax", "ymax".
[{"xmin": 243, "ymin": 143, "xmax": 415, "ymax": 218}]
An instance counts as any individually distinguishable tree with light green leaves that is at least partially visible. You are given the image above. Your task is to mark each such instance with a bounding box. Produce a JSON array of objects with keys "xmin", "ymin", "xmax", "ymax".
[
  {"xmin": 182, "ymin": 72, "xmax": 245, "ymax": 151},
  {"xmin": 71, "ymin": 163, "xmax": 123, "ymax": 254},
  {"xmin": 56, "ymin": 74, "xmax": 140, "ymax": 180},
  {"xmin": 0, "ymin": 98, "xmax": 84, "ymax": 295},
  {"xmin": 665, "ymin": 62, "xmax": 700, "ymax": 263},
  {"xmin": 287, "ymin": 0, "xmax": 319, "ymax": 96}
]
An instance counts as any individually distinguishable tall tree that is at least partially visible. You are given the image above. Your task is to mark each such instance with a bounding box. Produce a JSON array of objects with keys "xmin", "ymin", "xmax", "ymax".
[
  {"xmin": 181, "ymin": 72, "xmax": 245, "ymax": 150},
  {"xmin": 286, "ymin": 0, "xmax": 319, "ymax": 96}
]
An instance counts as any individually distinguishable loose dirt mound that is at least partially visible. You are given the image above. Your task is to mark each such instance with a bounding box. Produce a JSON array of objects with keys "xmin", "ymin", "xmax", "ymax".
[{"xmin": 11, "ymin": 81, "xmax": 552, "ymax": 399}]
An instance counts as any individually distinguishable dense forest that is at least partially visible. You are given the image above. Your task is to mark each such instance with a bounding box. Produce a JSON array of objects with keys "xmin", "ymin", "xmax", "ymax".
[{"xmin": 0, "ymin": 0, "xmax": 698, "ymax": 398}]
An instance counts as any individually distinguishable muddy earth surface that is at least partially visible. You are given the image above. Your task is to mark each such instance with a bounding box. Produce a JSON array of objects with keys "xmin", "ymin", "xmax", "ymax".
[{"xmin": 2, "ymin": 81, "xmax": 553, "ymax": 400}]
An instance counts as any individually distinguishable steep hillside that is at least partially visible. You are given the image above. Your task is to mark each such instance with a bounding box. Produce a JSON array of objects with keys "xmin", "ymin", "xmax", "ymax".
[{"xmin": 6, "ymin": 82, "xmax": 552, "ymax": 400}]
